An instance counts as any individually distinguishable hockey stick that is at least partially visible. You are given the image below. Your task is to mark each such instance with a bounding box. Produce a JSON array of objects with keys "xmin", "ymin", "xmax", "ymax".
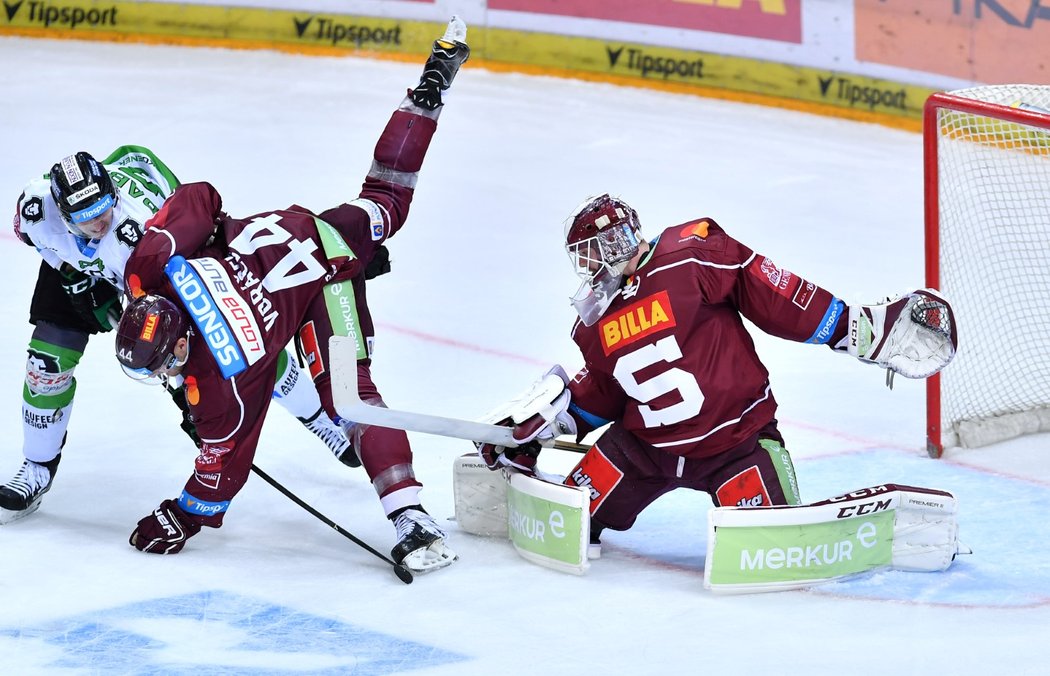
[
  {"xmin": 552, "ymin": 439, "xmax": 589, "ymax": 454},
  {"xmin": 331, "ymin": 336, "xmax": 518, "ymax": 446},
  {"xmin": 250, "ymin": 464, "xmax": 413, "ymax": 584}
]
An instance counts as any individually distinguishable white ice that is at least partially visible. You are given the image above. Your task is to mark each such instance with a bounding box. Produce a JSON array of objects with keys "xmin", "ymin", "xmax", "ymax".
[{"xmin": 0, "ymin": 37, "xmax": 1047, "ymax": 675}]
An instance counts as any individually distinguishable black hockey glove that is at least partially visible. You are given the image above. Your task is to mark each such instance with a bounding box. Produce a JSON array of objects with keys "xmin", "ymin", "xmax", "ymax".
[
  {"xmin": 364, "ymin": 245, "xmax": 391, "ymax": 280},
  {"xmin": 129, "ymin": 499, "xmax": 202, "ymax": 554},
  {"xmin": 477, "ymin": 439, "xmax": 542, "ymax": 473},
  {"xmin": 59, "ymin": 264, "xmax": 122, "ymax": 333},
  {"xmin": 167, "ymin": 383, "xmax": 202, "ymax": 448}
]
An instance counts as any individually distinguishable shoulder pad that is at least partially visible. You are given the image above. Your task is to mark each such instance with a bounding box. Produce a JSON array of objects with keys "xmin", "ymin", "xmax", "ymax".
[{"xmin": 14, "ymin": 186, "xmax": 48, "ymax": 247}]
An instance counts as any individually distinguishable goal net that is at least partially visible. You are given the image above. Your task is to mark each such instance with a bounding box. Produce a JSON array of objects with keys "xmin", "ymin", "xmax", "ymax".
[{"xmin": 925, "ymin": 85, "xmax": 1050, "ymax": 456}]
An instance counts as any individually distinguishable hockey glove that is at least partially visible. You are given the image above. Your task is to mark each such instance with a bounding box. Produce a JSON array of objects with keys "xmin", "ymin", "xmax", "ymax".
[
  {"xmin": 475, "ymin": 365, "xmax": 578, "ymax": 472},
  {"xmin": 477, "ymin": 439, "xmax": 543, "ymax": 473},
  {"xmin": 59, "ymin": 264, "xmax": 122, "ymax": 333},
  {"xmin": 364, "ymin": 245, "xmax": 391, "ymax": 280},
  {"xmin": 129, "ymin": 499, "xmax": 202, "ymax": 554},
  {"xmin": 411, "ymin": 16, "xmax": 470, "ymax": 111},
  {"xmin": 847, "ymin": 288, "xmax": 958, "ymax": 379},
  {"xmin": 167, "ymin": 383, "xmax": 202, "ymax": 448}
]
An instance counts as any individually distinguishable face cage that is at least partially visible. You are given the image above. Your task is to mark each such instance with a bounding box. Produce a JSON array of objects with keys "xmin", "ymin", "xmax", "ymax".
[{"xmin": 567, "ymin": 223, "xmax": 640, "ymax": 287}]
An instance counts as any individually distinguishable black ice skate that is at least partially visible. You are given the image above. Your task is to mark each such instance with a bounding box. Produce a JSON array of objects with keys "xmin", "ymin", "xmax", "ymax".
[
  {"xmin": 410, "ymin": 16, "xmax": 471, "ymax": 111},
  {"xmin": 298, "ymin": 408, "xmax": 360, "ymax": 467},
  {"xmin": 0, "ymin": 456, "xmax": 60, "ymax": 525},
  {"xmin": 391, "ymin": 507, "xmax": 457, "ymax": 573}
]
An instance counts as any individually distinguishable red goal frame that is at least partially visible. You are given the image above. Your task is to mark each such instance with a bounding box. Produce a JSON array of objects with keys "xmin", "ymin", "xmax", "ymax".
[{"xmin": 923, "ymin": 92, "xmax": 1050, "ymax": 457}]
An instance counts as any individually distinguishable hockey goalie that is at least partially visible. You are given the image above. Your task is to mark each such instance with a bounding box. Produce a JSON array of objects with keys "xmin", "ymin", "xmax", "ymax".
[{"xmin": 457, "ymin": 194, "xmax": 968, "ymax": 590}]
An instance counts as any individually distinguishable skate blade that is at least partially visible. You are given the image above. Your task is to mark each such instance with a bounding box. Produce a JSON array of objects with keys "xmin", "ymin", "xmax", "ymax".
[
  {"xmin": 0, "ymin": 497, "xmax": 43, "ymax": 525},
  {"xmin": 401, "ymin": 540, "xmax": 458, "ymax": 574}
]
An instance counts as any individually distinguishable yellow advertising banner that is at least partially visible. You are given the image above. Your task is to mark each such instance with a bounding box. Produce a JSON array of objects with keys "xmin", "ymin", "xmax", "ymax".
[
  {"xmin": 855, "ymin": 0, "xmax": 1050, "ymax": 84},
  {"xmin": 0, "ymin": 0, "xmax": 935, "ymax": 127}
]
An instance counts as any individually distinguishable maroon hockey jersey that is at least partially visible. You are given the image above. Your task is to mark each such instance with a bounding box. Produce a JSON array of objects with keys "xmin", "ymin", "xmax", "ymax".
[
  {"xmin": 124, "ymin": 155, "xmax": 419, "ymax": 525},
  {"xmin": 568, "ymin": 218, "xmax": 845, "ymax": 459}
]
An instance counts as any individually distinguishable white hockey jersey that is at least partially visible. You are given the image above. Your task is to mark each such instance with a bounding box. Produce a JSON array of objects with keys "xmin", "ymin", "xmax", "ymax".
[{"xmin": 14, "ymin": 145, "xmax": 180, "ymax": 292}]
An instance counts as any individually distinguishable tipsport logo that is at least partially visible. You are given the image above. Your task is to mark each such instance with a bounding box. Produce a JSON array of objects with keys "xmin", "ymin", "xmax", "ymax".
[
  {"xmin": 3, "ymin": 1, "xmax": 119, "ymax": 29},
  {"xmin": 292, "ymin": 15, "xmax": 403, "ymax": 48},
  {"xmin": 606, "ymin": 45, "xmax": 704, "ymax": 81},
  {"xmin": 818, "ymin": 75, "xmax": 908, "ymax": 112}
]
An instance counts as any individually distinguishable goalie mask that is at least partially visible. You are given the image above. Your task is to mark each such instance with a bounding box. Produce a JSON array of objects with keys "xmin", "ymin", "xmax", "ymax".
[
  {"xmin": 115, "ymin": 294, "xmax": 191, "ymax": 384},
  {"xmin": 49, "ymin": 151, "xmax": 118, "ymax": 239},
  {"xmin": 565, "ymin": 194, "xmax": 642, "ymax": 326}
]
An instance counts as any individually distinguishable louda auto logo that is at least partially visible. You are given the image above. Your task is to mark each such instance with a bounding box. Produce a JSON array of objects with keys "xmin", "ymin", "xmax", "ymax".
[
  {"xmin": 818, "ymin": 75, "xmax": 907, "ymax": 111},
  {"xmin": 292, "ymin": 15, "xmax": 403, "ymax": 48},
  {"xmin": 4, "ymin": 0, "xmax": 119, "ymax": 29},
  {"xmin": 607, "ymin": 45, "xmax": 704, "ymax": 81}
]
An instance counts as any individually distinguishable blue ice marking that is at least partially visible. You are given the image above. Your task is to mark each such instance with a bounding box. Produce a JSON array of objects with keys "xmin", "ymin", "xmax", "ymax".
[{"xmin": 0, "ymin": 590, "xmax": 469, "ymax": 674}]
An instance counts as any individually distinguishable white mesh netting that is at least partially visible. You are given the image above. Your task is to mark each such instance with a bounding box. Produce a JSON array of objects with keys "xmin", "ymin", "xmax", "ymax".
[{"xmin": 933, "ymin": 85, "xmax": 1050, "ymax": 448}]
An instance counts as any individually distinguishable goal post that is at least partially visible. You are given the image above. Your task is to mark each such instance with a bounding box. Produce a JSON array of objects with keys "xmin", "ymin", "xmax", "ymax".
[{"xmin": 924, "ymin": 85, "xmax": 1050, "ymax": 457}]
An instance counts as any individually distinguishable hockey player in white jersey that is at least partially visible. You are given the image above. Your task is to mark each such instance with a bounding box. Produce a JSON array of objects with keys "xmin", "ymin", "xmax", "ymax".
[{"xmin": 1, "ymin": 146, "xmax": 356, "ymax": 524}]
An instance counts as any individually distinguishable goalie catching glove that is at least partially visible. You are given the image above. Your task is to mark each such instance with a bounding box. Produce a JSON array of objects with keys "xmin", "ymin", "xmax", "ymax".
[
  {"xmin": 477, "ymin": 365, "xmax": 578, "ymax": 472},
  {"xmin": 846, "ymin": 288, "xmax": 957, "ymax": 380}
]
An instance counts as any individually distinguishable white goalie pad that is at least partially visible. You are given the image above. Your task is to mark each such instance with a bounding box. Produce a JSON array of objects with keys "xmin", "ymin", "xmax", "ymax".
[
  {"xmin": 452, "ymin": 454, "xmax": 509, "ymax": 537},
  {"xmin": 704, "ymin": 484, "xmax": 969, "ymax": 594},
  {"xmin": 506, "ymin": 471, "xmax": 591, "ymax": 575},
  {"xmin": 452, "ymin": 456, "xmax": 591, "ymax": 574}
]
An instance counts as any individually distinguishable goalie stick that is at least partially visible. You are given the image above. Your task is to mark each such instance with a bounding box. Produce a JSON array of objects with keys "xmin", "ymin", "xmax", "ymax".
[{"xmin": 330, "ymin": 336, "xmax": 529, "ymax": 447}]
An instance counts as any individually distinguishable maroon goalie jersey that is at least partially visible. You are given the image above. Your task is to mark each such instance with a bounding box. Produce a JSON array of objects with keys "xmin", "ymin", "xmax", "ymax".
[{"xmin": 568, "ymin": 218, "xmax": 846, "ymax": 460}]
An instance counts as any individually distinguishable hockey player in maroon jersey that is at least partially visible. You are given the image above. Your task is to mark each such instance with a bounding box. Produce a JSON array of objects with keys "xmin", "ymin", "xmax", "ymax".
[
  {"xmin": 480, "ymin": 194, "xmax": 958, "ymax": 556},
  {"xmin": 110, "ymin": 18, "xmax": 470, "ymax": 573}
]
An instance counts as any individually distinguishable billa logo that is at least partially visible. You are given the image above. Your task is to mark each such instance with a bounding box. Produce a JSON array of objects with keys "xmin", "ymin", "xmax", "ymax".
[
  {"xmin": 139, "ymin": 313, "xmax": 159, "ymax": 342},
  {"xmin": 599, "ymin": 290, "xmax": 676, "ymax": 355}
]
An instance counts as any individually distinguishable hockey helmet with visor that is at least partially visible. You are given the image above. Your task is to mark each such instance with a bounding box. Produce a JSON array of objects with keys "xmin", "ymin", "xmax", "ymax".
[
  {"xmin": 564, "ymin": 194, "xmax": 642, "ymax": 326},
  {"xmin": 115, "ymin": 294, "xmax": 191, "ymax": 384},
  {"xmin": 49, "ymin": 151, "xmax": 118, "ymax": 239}
]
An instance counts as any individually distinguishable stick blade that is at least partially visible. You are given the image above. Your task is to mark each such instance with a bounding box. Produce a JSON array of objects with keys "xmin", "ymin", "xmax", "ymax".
[{"xmin": 330, "ymin": 336, "xmax": 517, "ymax": 446}]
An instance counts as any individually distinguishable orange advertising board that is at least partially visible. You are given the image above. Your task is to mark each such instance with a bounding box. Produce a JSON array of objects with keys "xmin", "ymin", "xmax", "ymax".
[
  {"xmin": 489, "ymin": 0, "xmax": 802, "ymax": 43},
  {"xmin": 855, "ymin": 0, "xmax": 1050, "ymax": 84}
]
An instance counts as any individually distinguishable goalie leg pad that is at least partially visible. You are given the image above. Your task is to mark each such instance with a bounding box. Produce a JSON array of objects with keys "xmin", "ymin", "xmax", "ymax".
[{"xmin": 704, "ymin": 483, "xmax": 969, "ymax": 594}]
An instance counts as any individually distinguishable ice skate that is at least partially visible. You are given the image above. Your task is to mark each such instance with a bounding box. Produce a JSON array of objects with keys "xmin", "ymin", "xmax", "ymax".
[
  {"xmin": 391, "ymin": 508, "xmax": 457, "ymax": 573},
  {"xmin": 410, "ymin": 16, "xmax": 471, "ymax": 111},
  {"xmin": 299, "ymin": 408, "xmax": 360, "ymax": 467},
  {"xmin": 0, "ymin": 456, "xmax": 60, "ymax": 525}
]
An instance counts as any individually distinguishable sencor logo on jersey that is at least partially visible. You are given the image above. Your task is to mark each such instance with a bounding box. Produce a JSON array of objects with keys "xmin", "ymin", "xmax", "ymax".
[
  {"xmin": 599, "ymin": 289, "xmax": 676, "ymax": 355},
  {"xmin": 165, "ymin": 256, "xmax": 264, "ymax": 379}
]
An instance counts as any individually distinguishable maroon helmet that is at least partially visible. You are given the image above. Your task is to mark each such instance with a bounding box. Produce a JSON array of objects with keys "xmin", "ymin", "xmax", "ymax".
[
  {"xmin": 115, "ymin": 294, "xmax": 190, "ymax": 379},
  {"xmin": 564, "ymin": 194, "xmax": 643, "ymax": 325}
]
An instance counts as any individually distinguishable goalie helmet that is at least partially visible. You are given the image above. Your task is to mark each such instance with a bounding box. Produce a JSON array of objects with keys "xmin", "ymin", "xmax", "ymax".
[
  {"xmin": 564, "ymin": 194, "xmax": 643, "ymax": 326},
  {"xmin": 115, "ymin": 294, "xmax": 191, "ymax": 382},
  {"xmin": 49, "ymin": 151, "xmax": 117, "ymax": 238}
]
